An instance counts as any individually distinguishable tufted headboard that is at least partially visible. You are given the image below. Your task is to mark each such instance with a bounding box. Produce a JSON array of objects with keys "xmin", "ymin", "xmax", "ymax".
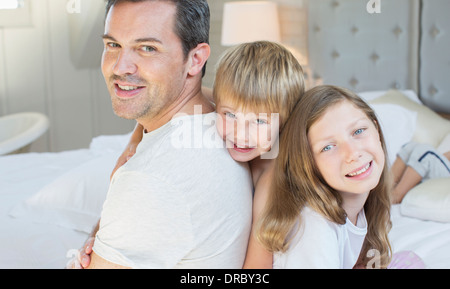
[{"xmin": 307, "ymin": 0, "xmax": 450, "ymax": 114}]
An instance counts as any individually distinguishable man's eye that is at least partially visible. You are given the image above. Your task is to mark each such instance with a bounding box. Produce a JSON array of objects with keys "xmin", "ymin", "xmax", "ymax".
[
  {"xmin": 107, "ymin": 42, "xmax": 120, "ymax": 48},
  {"xmin": 141, "ymin": 46, "xmax": 156, "ymax": 52}
]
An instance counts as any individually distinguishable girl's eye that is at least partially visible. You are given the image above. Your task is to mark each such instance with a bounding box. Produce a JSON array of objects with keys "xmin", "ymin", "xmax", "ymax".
[
  {"xmin": 321, "ymin": 145, "xmax": 333, "ymax": 152},
  {"xmin": 354, "ymin": 128, "xmax": 366, "ymax": 136}
]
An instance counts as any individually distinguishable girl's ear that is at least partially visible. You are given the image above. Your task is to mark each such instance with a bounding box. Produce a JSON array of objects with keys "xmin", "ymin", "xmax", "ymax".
[{"xmin": 187, "ymin": 43, "xmax": 210, "ymax": 77}]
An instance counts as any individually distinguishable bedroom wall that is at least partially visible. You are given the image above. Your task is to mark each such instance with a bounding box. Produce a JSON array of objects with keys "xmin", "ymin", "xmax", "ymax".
[
  {"xmin": 206, "ymin": 0, "xmax": 308, "ymax": 90},
  {"xmin": 0, "ymin": 0, "xmax": 307, "ymax": 153},
  {"xmin": 0, "ymin": 0, "xmax": 136, "ymax": 153}
]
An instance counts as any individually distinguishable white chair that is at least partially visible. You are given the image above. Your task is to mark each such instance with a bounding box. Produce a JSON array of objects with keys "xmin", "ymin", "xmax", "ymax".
[{"xmin": 0, "ymin": 112, "xmax": 49, "ymax": 155}]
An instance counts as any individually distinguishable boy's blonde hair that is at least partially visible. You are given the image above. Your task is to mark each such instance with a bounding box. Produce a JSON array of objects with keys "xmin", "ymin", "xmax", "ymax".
[
  {"xmin": 213, "ymin": 41, "xmax": 305, "ymax": 128},
  {"xmin": 257, "ymin": 85, "xmax": 392, "ymax": 268}
]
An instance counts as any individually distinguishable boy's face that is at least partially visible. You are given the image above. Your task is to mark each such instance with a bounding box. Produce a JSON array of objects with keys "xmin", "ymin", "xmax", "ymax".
[{"xmin": 216, "ymin": 99, "xmax": 280, "ymax": 162}]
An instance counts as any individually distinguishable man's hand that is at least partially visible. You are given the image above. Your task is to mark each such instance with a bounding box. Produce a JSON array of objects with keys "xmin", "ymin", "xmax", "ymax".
[
  {"xmin": 66, "ymin": 237, "xmax": 95, "ymax": 269},
  {"xmin": 80, "ymin": 237, "xmax": 95, "ymax": 268}
]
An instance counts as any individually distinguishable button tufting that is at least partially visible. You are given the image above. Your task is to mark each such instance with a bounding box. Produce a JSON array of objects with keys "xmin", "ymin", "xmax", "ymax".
[
  {"xmin": 331, "ymin": 1, "xmax": 340, "ymax": 8},
  {"xmin": 370, "ymin": 52, "xmax": 380, "ymax": 63},
  {"xmin": 429, "ymin": 85, "xmax": 438, "ymax": 96},
  {"xmin": 331, "ymin": 50, "xmax": 340, "ymax": 59},
  {"xmin": 392, "ymin": 82, "xmax": 401, "ymax": 89},
  {"xmin": 349, "ymin": 78, "xmax": 359, "ymax": 88},
  {"xmin": 430, "ymin": 25, "xmax": 440, "ymax": 38},
  {"xmin": 351, "ymin": 26, "xmax": 359, "ymax": 35},
  {"xmin": 393, "ymin": 26, "xmax": 403, "ymax": 38}
]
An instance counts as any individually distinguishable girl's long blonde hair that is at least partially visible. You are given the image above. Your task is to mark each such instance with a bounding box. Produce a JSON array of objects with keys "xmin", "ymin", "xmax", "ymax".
[{"xmin": 257, "ymin": 85, "xmax": 392, "ymax": 268}]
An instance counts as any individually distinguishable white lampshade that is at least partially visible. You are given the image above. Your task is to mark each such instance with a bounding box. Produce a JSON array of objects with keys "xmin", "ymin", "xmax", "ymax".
[
  {"xmin": 221, "ymin": 1, "xmax": 281, "ymax": 46},
  {"xmin": 0, "ymin": 0, "xmax": 22, "ymax": 10}
]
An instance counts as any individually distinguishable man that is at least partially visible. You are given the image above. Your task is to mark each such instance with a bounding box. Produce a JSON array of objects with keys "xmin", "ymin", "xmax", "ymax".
[{"xmin": 72, "ymin": 0, "xmax": 252, "ymax": 268}]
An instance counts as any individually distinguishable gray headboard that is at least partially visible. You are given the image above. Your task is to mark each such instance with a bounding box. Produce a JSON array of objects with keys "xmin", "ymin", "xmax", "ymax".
[{"xmin": 307, "ymin": 0, "xmax": 450, "ymax": 114}]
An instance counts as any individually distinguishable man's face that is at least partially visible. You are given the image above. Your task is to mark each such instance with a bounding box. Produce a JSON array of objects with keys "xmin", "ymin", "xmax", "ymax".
[{"xmin": 101, "ymin": 1, "xmax": 189, "ymax": 121}]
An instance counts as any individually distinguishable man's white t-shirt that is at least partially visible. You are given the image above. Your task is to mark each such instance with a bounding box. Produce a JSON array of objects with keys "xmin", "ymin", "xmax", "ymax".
[
  {"xmin": 274, "ymin": 206, "xmax": 367, "ymax": 269},
  {"xmin": 93, "ymin": 113, "xmax": 253, "ymax": 268}
]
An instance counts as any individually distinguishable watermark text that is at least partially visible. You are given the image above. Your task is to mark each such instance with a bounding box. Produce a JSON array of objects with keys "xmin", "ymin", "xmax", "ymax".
[
  {"xmin": 66, "ymin": 0, "xmax": 81, "ymax": 14},
  {"xmin": 366, "ymin": 0, "xmax": 381, "ymax": 14}
]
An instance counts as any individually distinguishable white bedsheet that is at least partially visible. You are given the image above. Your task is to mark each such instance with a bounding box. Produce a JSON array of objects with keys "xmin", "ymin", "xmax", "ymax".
[
  {"xmin": 0, "ymin": 150, "xmax": 91, "ymax": 269},
  {"xmin": 1, "ymin": 147, "xmax": 450, "ymax": 268},
  {"xmin": 390, "ymin": 205, "xmax": 450, "ymax": 269}
]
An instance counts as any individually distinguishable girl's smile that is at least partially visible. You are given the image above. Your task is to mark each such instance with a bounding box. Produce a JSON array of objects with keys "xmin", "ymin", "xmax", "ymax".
[
  {"xmin": 308, "ymin": 100, "xmax": 385, "ymax": 196},
  {"xmin": 345, "ymin": 160, "xmax": 373, "ymax": 179}
]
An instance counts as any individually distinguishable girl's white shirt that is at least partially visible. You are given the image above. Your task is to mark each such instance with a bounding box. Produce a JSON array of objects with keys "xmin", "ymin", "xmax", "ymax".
[{"xmin": 273, "ymin": 206, "xmax": 367, "ymax": 269}]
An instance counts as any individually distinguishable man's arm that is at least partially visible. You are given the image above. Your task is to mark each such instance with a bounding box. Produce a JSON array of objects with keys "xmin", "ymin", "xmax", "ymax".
[{"xmin": 80, "ymin": 220, "xmax": 99, "ymax": 268}]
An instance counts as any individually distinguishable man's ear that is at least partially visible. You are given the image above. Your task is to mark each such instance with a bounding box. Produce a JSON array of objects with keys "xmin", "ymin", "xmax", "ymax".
[{"xmin": 187, "ymin": 43, "xmax": 210, "ymax": 77}]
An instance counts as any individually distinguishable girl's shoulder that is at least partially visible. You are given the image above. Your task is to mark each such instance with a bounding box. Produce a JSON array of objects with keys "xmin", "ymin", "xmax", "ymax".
[{"xmin": 299, "ymin": 207, "xmax": 340, "ymax": 236}]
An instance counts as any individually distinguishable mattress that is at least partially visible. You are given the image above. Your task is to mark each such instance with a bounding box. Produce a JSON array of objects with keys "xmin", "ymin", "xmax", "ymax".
[{"xmin": 1, "ymin": 111, "xmax": 449, "ymax": 269}]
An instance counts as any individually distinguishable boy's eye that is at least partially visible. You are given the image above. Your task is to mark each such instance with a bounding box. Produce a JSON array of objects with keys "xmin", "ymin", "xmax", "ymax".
[
  {"xmin": 225, "ymin": 112, "xmax": 236, "ymax": 119},
  {"xmin": 256, "ymin": 119, "xmax": 267, "ymax": 125}
]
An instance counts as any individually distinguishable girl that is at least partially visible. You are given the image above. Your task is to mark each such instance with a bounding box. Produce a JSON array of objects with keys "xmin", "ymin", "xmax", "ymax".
[{"xmin": 256, "ymin": 85, "xmax": 392, "ymax": 269}]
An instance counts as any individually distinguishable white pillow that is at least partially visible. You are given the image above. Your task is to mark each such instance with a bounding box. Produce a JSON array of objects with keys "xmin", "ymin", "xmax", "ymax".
[
  {"xmin": 9, "ymin": 152, "xmax": 120, "ymax": 233},
  {"xmin": 89, "ymin": 132, "xmax": 132, "ymax": 156},
  {"xmin": 370, "ymin": 103, "xmax": 417, "ymax": 166},
  {"xmin": 369, "ymin": 90, "xmax": 450, "ymax": 148},
  {"xmin": 359, "ymin": 90, "xmax": 422, "ymax": 104},
  {"xmin": 437, "ymin": 133, "xmax": 450, "ymax": 154},
  {"xmin": 401, "ymin": 178, "xmax": 450, "ymax": 223}
]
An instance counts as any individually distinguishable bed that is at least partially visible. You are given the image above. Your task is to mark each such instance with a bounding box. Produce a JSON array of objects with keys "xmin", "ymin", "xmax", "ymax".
[
  {"xmin": 0, "ymin": 134, "xmax": 130, "ymax": 268},
  {"xmin": 1, "ymin": 89, "xmax": 449, "ymax": 269},
  {"xmin": 1, "ymin": 0, "xmax": 450, "ymax": 269}
]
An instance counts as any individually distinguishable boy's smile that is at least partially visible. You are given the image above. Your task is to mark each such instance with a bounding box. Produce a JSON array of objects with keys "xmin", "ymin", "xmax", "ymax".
[{"xmin": 215, "ymin": 100, "xmax": 279, "ymax": 163}]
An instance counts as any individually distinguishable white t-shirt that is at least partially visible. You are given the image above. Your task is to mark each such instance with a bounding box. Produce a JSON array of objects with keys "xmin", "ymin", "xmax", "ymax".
[
  {"xmin": 274, "ymin": 206, "xmax": 367, "ymax": 269},
  {"xmin": 93, "ymin": 113, "xmax": 253, "ymax": 268}
]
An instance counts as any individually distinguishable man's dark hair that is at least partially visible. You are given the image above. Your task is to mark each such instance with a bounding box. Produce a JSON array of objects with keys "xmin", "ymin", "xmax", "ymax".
[{"xmin": 105, "ymin": 0, "xmax": 210, "ymax": 77}]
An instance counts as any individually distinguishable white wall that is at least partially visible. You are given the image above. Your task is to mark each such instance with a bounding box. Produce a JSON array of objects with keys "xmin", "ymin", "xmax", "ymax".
[
  {"xmin": 0, "ymin": 0, "xmax": 135, "ymax": 153},
  {"xmin": 0, "ymin": 0, "xmax": 307, "ymax": 153}
]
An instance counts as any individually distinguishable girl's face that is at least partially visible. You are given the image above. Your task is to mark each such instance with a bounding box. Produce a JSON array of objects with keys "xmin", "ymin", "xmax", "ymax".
[
  {"xmin": 216, "ymin": 99, "xmax": 280, "ymax": 162},
  {"xmin": 308, "ymin": 100, "xmax": 385, "ymax": 197}
]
